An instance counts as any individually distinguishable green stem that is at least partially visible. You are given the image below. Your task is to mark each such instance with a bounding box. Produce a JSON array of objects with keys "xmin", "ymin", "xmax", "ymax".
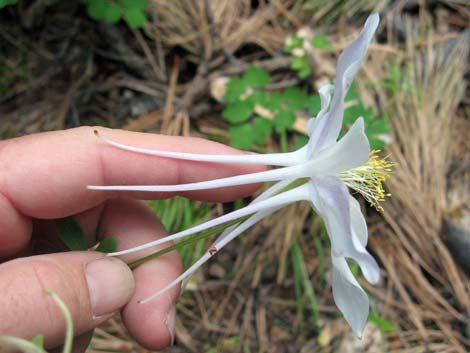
[
  {"xmin": 280, "ymin": 129, "xmax": 289, "ymax": 153},
  {"xmin": 291, "ymin": 238, "xmax": 320, "ymax": 331},
  {"xmin": 128, "ymin": 214, "xmax": 252, "ymax": 269},
  {"xmin": 0, "ymin": 337, "xmax": 48, "ymax": 353},
  {"xmin": 312, "ymin": 234, "xmax": 326, "ymax": 287},
  {"xmin": 44, "ymin": 290, "xmax": 73, "ymax": 353},
  {"xmin": 291, "ymin": 239, "xmax": 305, "ymax": 336}
]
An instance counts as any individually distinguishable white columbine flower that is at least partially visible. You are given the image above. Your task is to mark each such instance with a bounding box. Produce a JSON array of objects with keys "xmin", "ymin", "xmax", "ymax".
[{"xmin": 89, "ymin": 14, "xmax": 391, "ymax": 337}]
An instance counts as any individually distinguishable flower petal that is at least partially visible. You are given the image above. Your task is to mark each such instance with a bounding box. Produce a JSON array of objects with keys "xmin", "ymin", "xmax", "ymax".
[
  {"xmin": 309, "ymin": 176, "xmax": 351, "ymax": 255},
  {"xmin": 88, "ymin": 163, "xmax": 306, "ymax": 192},
  {"xmin": 349, "ymin": 196, "xmax": 367, "ymax": 247},
  {"xmin": 307, "ymin": 84, "xmax": 334, "ymax": 136},
  {"xmin": 138, "ymin": 181, "xmax": 293, "ymax": 303},
  {"xmin": 108, "ymin": 183, "xmax": 310, "ymax": 256},
  {"xmin": 332, "ymin": 255, "xmax": 369, "ymax": 338},
  {"xmin": 351, "ymin": 230, "xmax": 380, "ymax": 284},
  {"xmin": 214, "ymin": 179, "xmax": 295, "ymax": 245},
  {"xmin": 349, "ymin": 196, "xmax": 380, "ymax": 284},
  {"xmin": 95, "ymin": 130, "xmax": 308, "ymax": 167},
  {"xmin": 309, "ymin": 176, "xmax": 378, "ymax": 283},
  {"xmin": 336, "ymin": 14, "xmax": 380, "ymax": 89},
  {"xmin": 306, "ymin": 117, "xmax": 370, "ymax": 176},
  {"xmin": 140, "ymin": 205, "xmax": 281, "ymax": 303},
  {"xmin": 146, "ymin": 180, "xmax": 295, "ymax": 303},
  {"xmin": 307, "ymin": 14, "xmax": 379, "ymax": 154},
  {"xmin": 140, "ymin": 252, "xmax": 210, "ymax": 303}
]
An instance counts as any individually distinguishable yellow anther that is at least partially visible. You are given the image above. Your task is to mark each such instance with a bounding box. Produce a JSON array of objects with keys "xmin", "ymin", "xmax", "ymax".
[{"xmin": 338, "ymin": 150, "xmax": 393, "ymax": 211}]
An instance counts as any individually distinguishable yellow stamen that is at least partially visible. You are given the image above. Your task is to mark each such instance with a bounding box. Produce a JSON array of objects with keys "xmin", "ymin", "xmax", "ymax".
[{"xmin": 338, "ymin": 150, "xmax": 393, "ymax": 211}]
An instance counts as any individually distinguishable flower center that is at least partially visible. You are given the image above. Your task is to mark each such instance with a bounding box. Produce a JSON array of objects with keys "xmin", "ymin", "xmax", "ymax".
[{"xmin": 338, "ymin": 150, "xmax": 393, "ymax": 211}]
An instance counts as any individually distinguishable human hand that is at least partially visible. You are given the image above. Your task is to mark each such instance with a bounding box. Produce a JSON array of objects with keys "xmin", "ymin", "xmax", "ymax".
[{"xmin": 0, "ymin": 127, "xmax": 264, "ymax": 351}]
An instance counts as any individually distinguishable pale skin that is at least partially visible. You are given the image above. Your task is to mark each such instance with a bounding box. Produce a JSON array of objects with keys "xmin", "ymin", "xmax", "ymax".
[{"xmin": 0, "ymin": 126, "xmax": 264, "ymax": 351}]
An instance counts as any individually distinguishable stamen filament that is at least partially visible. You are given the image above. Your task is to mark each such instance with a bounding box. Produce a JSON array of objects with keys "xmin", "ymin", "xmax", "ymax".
[{"xmin": 339, "ymin": 150, "xmax": 393, "ymax": 210}]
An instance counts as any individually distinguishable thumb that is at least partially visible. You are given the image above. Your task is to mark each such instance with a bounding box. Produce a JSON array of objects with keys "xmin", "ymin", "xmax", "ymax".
[{"xmin": 0, "ymin": 252, "xmax": 134, "ymax": 349}]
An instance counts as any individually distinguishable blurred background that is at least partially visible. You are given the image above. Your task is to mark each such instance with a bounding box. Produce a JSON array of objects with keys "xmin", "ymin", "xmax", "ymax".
[{"xmin": 0, "ymin": 1, "xmax": 469, "ymax": 352}]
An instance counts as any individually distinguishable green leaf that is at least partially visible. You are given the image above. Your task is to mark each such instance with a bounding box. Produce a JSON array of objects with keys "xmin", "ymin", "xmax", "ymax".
[
  {"xmin": 224, "ymin": 78, "xmax": 247, "ymax": 103},
  {"xmin": 366, "ymin": 119, "xmax": 390, "ymax": 150},
  {"xmin": 258, "ymin": 91, "xmax": 282, "ymax": 111},
  {"xmin": 306, "ymin": 94, "xmax": 321, "ymax": 116},
  {"xmin": 251, "ymin": 118, "xmax": 272, "ymax": 145},
  {"xmin": 343, "ymin": 104, "xmax": 372, "ymax": 126},
  {"xmin": 86, "ymin": 0, "xmax": 106, "ymax": 20},
  {"xmin": 345, "ymin": 82, "xmax": 359, "ymax": 102},
  {"xmin": 369, "ymin": 314, "xmax": 396, "ymax": 332},
  {"xmin": 361, "ymin": 106, "xmax": 374, "ymax": 121},
  {"xmin": 119, "ymin": 0, "xmax": 148, "ymax": 10},
  {"xmin": 283, "ymin": 87, "xmax": 308, "ymax": 111},
  {"xmin": 228, "ymin": 124, "xmax": 255, "ymax": 149},
  {"xmin": 368, "ymin": 137, "xmax": 386, "ymax": 150},
  {"xmin": 292, "ymin": 135, "xmax": 309, "ymax": 150},
  {"xmin": 291, "ymin": 239, "xmax": 320, "ymax": 329},
  {"xmin": 104, "ymin": 3, "xmax": 122, "ymax": 23},
  {"xmin": 31, "ymin": 335, "xmax": 44, "ymax": 348},
  {"xmin": 284, "ymin": 34, "xmax": 303, "ymax": 52},
  {"xmin": 242, "ymin": 66, "xmax": 271, "ymax": 88},
  {"xmin": 273, "ymin": 109, "xmax": 296, "ymax": 133},
  {"xmin": 124, "ymin": 7, "xmax": 147, "ymax": 28},
  {"xmin": 0, "ymin": 0, "xmax": 17, "ymax": 9},
  {"xmin": 290, "ymin": 54, "xmax": 312, "ymax": 78},
  {"xmin": 367, "ymin": 118, "xmax": 389, "ymax": 135},
  {"xmin": 244, "ymin": 91, "xmax": 264, "ymax": 106},
  {"xmin": 56, "ymin": 217, "xmax": 88, "ymax": 251},
  {"xmin": 222, "ymin": 100, "xmax": 254, "ymax": 124},
  {"xmin": 311, "ymin": 35, "xmax": 332, "ymax": 50},
  {"xmin": 297, "ymin": 66, "xmax": 312, "ymax": 79},
  {"xmin": 349, "ymin": 262, "xmax": 359, "ymax": 276},
  {"xmin": 95, "ymin": 237, "xmax": 118, "ymax": 253},
  {"xmin": 290, "ymin": 55, "xmax": 308, "ymax": 70}
]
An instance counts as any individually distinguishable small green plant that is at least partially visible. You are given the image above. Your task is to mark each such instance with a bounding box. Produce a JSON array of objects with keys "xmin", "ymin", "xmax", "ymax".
[
  {"xmin": 81, "ymin": 0, "xmax": 148, "ymax": 28},
  {"xmin": 284, "ymin": 28, "xmax": 333, "ymax": 79},
  {"xmin": 148, "ymin": 198, "xmax": 214, "ymax": 269},
  {"xmin": 0, "ymin": 0, "xmax": 16, "ymax": 9},
  {"xmin": 291, "ymin": 238, "xmax": 320, "ymax": 333},
  {"xmin": 56, "ymin": 216, "xmax": 118, "ymax": 253},
  {"xmin": 219, "ymin": 66, "xmax": 389, "ymax": 151},
  {"xmin": 220, "ymin": 65, "xmax": 310, "ymax": 149},
  {"xmin": 343, "ymin": 83, "xmax": 390, "ymax": 150},
  {"xmin": 368, "ymin": 313, "xmax": 396, "ymax": 332},
  {"xmin": 55, "ymin": 200, "xmax": 215, "ymax": 270},
  {"xmin": 0, "ymin": 0, "xmax": 149, "ymax": 29},
  {"xmin": 375, "ymin": 61, "xmax": 422, "ymax": 107}
]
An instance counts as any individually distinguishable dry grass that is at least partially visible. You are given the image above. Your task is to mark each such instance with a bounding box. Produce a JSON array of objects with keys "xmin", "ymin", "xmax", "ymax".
[
  {"xmin": 149, "ymin": 0, "xmax": 290, "ymax": 62},
  {"xmin": 0, "ymin": 1, "xmax": 469, "ymax": 352},
  {"xmin": 367, "ymin": 23, "xmax": 469, "ymax": 352}
]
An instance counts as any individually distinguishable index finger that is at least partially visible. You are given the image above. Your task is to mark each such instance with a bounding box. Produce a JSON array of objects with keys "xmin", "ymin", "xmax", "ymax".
[{"xmin": 0, "ymin": 126, "xmax": 266, "ymax": 220}]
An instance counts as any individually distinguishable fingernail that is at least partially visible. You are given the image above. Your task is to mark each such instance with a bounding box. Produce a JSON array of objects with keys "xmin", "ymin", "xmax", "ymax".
[
  {"xmin": 165, "ymin": 306, "xmax": 176, "ymax": 345},
  {"xmin": 86, "ymin": 257, "xmax": 135, "ymax": 317}
]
